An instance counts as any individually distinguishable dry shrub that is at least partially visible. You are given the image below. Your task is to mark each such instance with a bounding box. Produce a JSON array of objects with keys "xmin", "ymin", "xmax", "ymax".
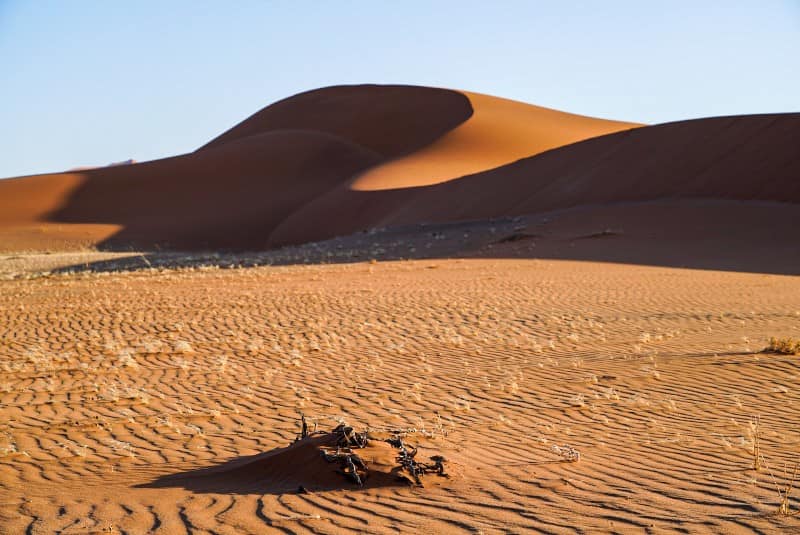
[{"xmin": 766, "ymin": 337, "xmax": 800, "ymax": 355}]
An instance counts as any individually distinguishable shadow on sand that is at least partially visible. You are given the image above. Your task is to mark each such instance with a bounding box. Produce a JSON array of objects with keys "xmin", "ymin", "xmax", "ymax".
[
  {"xmin": 49, "ymin": 201, "xmax": 800, "ymax": 277},
  {"xmin": 136, "ymin": 434, "xmax": 412, "ymax": 496}
]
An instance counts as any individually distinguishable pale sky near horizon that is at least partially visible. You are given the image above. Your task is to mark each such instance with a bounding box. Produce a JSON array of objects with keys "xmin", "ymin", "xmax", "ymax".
[{"xmin": 1, "ymin": 1, "xmax": 798, "ymax": 178}]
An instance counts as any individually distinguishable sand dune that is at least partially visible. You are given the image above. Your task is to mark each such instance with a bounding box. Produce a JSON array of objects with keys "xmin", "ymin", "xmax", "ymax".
[
  {"xmin": 0, "ymin": 172, "xmax": 121, "ymax": 251},
  {"xmin": 0, "ymin": 84, "xmax": 636, "ymax": 252},
  {"xmin": 264, "ymin": 112, "xmax": 800, "ymax": 247},
  {"xmin": 350, "ymin": 91, "xmax": 639, "ymax": 190},
  {"xmin": 0, "ymin": 130, "xmax": 380, "ymax": 250},
  {"xmin": 0, "ymin": 84, "xmax": 796, "ymax": 255},
  {"xmin": 198, "ymin": 84, "xmax": 475, "ymax": 159},
  {"xmin": 363, "ymin": 113, "xmax": 800, "ymax": 230},
  {"xmin": 52, "ymin": 130, "xmax": 380, "ymax": 250}
]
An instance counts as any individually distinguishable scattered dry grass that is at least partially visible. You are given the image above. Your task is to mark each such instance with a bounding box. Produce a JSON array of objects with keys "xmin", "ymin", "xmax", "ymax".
[
  {"xmin": 766, "ymin": 337, "xmax": 800, "ymax": 355},
  {"xmin": 766, "ymin": 461, "xmax": 800, "ymax": 516},
  {"xmin": 751, "ymin": 416, "xmax": 762, "ymax": 472}
]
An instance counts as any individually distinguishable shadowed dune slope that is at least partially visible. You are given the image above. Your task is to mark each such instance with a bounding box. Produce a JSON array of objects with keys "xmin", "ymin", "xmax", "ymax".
[
  {"xmin": 0, "ymin": 84, "xmax": 797, "ymax": 252},
  {"xmin": 198, "ymin": 84, "xmax": 475, "ymax": 159},
  {"xmin": 53, "ymin": 131, "xmax": 381, "ymax": 250}
]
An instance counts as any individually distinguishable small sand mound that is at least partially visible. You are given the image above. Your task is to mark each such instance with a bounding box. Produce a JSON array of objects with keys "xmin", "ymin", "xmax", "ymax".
[{"xmin": 194, "ymin": 422, "xmax": 455, "ymax": 494}]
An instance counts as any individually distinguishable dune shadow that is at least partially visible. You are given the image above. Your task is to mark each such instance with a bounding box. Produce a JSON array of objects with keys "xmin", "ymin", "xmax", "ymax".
[
  {"xmin": 137, "ymin": 434, "xmax": 415, "ymax": 496},
  {"xmin": 135, "ymin": 453, "xmax": 408, "ymax": 496},
  {"xmin": 48, "ymin": 200, "xmax": 800, "ymax": 277}
]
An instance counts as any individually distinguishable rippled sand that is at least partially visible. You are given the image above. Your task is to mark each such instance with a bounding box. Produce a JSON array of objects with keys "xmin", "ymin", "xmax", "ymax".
[{"xmin": 1, "ymin": 255, "xmax": 798, "ymax": 533}]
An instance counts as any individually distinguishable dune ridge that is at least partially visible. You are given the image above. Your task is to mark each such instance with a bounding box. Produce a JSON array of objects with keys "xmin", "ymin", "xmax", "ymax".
[
  {"xmin": 350, "ymin": 91, "xmax": 640, "ymax": 190},
  {"xmin": 0, "ymin": 84, "xmax": 797, "ymax": 252}
]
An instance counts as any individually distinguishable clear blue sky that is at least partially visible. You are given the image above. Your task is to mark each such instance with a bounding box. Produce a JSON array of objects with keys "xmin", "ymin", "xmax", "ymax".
[{"xmin": 1, "ymin": 1, "xmax": 798, "ymax": 178}]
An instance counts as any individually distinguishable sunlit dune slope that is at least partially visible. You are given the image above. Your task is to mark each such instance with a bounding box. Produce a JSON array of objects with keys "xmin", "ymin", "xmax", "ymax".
[
  {"xmin": 0, "ymin": 172, "xmax": 86, "ymax": 224},
  {"xmin": 351, "ymin": 91, "xmax": 639, "ymax": 190}
]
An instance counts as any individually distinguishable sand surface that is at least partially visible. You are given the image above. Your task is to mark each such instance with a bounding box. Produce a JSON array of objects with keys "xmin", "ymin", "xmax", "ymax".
[{"xmin": 1, "ymin": 245, "xmax": 799, "ymax": 533}]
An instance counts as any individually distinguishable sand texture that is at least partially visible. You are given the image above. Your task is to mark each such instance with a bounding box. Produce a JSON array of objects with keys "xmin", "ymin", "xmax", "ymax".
[{"xmin": 1, "ymin": 250, "xmax": 799, "ymax": 533}]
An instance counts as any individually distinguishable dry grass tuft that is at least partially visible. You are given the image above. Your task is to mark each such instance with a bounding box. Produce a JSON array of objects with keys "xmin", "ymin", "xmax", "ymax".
[
  {"xmin": 766, "ymin": 337, "xmax": 800, "ymax": 355},
  {"xmin": 766, "ymin": 461, "xmax": 799, "ymax": 516},
  {"xmin": 750, "ymin": 416, "xmax": 762, "ymax": 472}
]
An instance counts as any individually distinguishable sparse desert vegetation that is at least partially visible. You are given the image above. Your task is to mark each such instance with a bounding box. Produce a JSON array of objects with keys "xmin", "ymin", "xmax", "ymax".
[{"xmin": 767, "ymin": 337, "xmax": 800, "ymax": 355}]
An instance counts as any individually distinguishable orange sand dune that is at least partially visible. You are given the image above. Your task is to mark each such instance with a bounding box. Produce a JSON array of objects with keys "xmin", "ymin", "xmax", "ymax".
[
  {"xmin": 57, "ymin": 130, "xmax": 380, "ymax": 250},
  {"xmin": 370, "ymin": 112, "xmax": 800, "ymax": 227},
  {"xmin": 0, "ymin": 173, "xmax": 121, "ymax": 251},
  {"xmin": 0, "ymin": 128, "xmax": 380, "ymax": 250},
  {"xmin": 198, "ymin": 84, "xmax": 474, "ymax": 159},
  {"xmin": 0, "ymin": 84, "xmax": 797, "ymax": 252},
  {"xmin": 267, "ymin": 113, "xmax": 800, "ymax": 246},
  {"xmin": 351, "ymin": 91, "xmax": 639, "ymax": 190},
  {"xmin": 202, "ymin": 85, "xmax": 639, "ymax": 190},
  {"xmin": 0, "ymin": 172, "xmax": 86, "ymax": 224}
]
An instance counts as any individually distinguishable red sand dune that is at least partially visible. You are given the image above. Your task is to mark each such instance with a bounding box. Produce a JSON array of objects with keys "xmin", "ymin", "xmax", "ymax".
[
  {"xmin": 317, "ymin": 113, "xmax": 800, "ymax": 238},
  {"xmin": 0, "ymin": 84, "xmax": 797, "ymax": 252},
  {"xmin": 199, "ymin": 85, "xmax": 474, "ymax": 159},
  {"xmin": 350, "ymin": 91, "xmax": 638, "ymax": 190}
]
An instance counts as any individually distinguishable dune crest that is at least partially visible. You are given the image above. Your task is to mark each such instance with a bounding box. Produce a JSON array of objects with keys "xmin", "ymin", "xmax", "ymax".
[
  {"xmin": 198, "ymin": 84, "xmax": 474, "ymax": 159},
  {"xmin": 350, "ymin": 91, "xmax": 639, "ymax": 190}
]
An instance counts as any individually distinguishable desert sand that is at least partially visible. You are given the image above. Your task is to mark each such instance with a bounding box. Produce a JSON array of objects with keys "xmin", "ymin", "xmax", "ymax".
[
  {"xmin": 1, "ymin": 245, "xmax": 799, "ymax": 533},
  {"xmin": 1, "ymin": 84, "xmax": 799, "ymax": 533}
]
